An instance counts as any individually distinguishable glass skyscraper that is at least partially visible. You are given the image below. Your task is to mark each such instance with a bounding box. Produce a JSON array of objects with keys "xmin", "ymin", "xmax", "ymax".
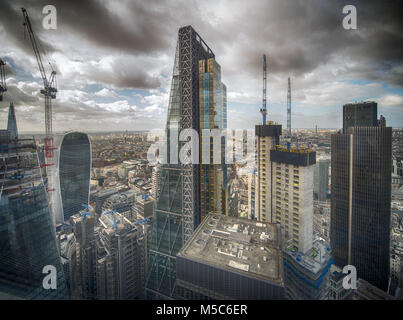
[
  {"xmin": 145, "ymin": 26, "xmax": 227, "ymax": 299},
  {"xmin": 0, "ymin": 104, "xmax": 68, "ymax": 299},
  {"xmin": 54, "ymin": 132, "xmax": 91, "ymax": 223},
  {"xmin": 331, "ymin": 102, "xmax": 392, "ymax": 291}
]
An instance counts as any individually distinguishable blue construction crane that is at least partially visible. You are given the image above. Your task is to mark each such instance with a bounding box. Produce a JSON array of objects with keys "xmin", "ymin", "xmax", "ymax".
[
  {"xmin": 80, "ymin": 211, "xmax": 92, "ymax": 219},
  {"xmin": 103, "ymin": 209, "xmax": 118, "ymax": 229},
  {"xmin": 141, "ymin": 193, "xmax": 152, "ymax": 200},
  {"xmin": 135, "ymin": 217, "xmax": 150, "ymax": 226},
  {"xmin": 81, "ymin": 203, "xmax": 91, "ymax": 211}
]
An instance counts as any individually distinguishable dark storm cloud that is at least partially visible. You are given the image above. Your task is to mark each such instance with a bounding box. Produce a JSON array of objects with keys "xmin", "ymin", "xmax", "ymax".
[
  {"xmin": 2, "ymin": 0, "xmax": 402, "ymax": 88},
  {"xmin": 223, "ymin": 0, "xmax": 403, "ymax": 86}
]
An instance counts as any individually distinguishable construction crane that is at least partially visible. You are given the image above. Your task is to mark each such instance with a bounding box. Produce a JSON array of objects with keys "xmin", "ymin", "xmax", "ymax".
[
  {"xmin": 287, "ymin": 77, "xmax": 291, "ymax": 138},
  {"xmin": 21, "ymin": 7, "xmax": 57, "ymax": 198},
  {"xmin": 21, "ymin": 8, "xmax": 57, "ymax": 156},
  {"xmin": 260, "ymin": 54, "xmax": 267, "ymax": 125},
  {"xmin": 0, "ymin": 58, "xmax": 7, "ymax": 101}
]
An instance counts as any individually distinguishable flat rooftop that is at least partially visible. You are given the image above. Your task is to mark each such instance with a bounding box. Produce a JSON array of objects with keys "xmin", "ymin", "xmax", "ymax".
[
  {"xmin": 284, "ymin": 238, "xmax": 332, "ymax": 275},
  {"xmin": 178, "ymin": 213, "xmax": 283, "ymax": 284}
]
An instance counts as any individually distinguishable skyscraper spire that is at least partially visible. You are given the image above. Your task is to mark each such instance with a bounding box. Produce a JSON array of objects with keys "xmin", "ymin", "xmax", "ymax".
[{"xmin": 7, "ymin": 102, "xmax": 18, "ymax": 140}]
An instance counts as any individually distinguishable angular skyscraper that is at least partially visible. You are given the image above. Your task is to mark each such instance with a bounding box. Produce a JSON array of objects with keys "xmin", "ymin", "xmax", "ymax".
[
  {"xmin": 0, "ymin": 105, "xmax": 68, "ymax": 299},
  {"xmin": 6, "ymin": 102, "xmax": 17, "ymax": 141},
  {"xmin": 331, "ymin": 102, "xmax": 392, "ymax": 291},
  {"xmin": 146, "ymin": 26, "xmax": 226, "ymax": 299},
  {"xmin": 52, "ymin": 132, "xmax": 91, "ymax": 223}
]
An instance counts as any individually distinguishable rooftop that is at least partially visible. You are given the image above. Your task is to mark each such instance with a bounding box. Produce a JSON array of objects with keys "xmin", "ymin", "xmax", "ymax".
[
  {"xmin": 284, "ymin": 238, "xmax": 332, "ymax": 275},
  {"xmin": 178, "ymin": 213, "xmax": 283, "ymax": 284}
]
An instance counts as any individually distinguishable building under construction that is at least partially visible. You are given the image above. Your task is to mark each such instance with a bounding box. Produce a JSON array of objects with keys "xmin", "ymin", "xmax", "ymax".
[{"xmin": 0, "ymin": 104, "xmax": 68, "ymax": 299}]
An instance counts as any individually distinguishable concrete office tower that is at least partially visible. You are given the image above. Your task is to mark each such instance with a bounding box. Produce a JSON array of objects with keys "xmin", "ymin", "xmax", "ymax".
[
  {"xmin": 70, "ymin": 212, "xmax": 97, "ymax": 299},
  {"xmin": 0, "ymin": 110, "xmax": 68, "ymax": 299},
  {"xmin": 314, "ymin": 157, "xmax": 330, "ymax": 201},
  {"xmin": 146, "ymin": 26, "xmax": 226, "ymax": 299},
  {"xmin": 270, "ymin": 145, "xmax": 316, "ymax": 253},
  {"xmin": 247, "ymin": 169, "xmax": 258, "ymax": 220},
  {"xmin": 151, "ymin": 165, "xmax": 160, "ymax": 199},
  {"xmin": 255, "ymin": 124, "xmax": 282, "ymax": 222},
  {"xmin": 96, "ymin": 211, "xmax": 145, "ymax": 300},
  {"xmin": 134, "ymin": 194, "xmax": 155, "ymax": 219},
  {"xmin": 331, "ymin": 102, "xmax": 392, "ymax": 291},
  {"xmin": 102, "ymin": 189, "xmax": 137, "ymax": 221},
  {"xmin": 53, "ymin": 132, "xmax": 91, "ymax": 224},
  {"xmin": 283, "ymin": 238, "xmax": 333, "ymax": 300},
  {"xmin": 176, "ymin": 213, "xmax": 285, "ymax": 299}
]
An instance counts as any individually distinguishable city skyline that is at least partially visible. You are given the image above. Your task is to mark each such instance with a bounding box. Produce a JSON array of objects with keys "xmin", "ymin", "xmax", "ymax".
[
  {"xmin": 0, "ymin": 1, "xmax": 402, "ymax": 303},
  {"xmin": 0, "ymin": 1, "xmax": 403, "ymax": 133}
]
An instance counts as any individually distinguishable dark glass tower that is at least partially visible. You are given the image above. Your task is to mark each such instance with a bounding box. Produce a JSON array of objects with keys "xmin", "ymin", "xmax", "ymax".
[
  {"xmin": 145, "ymin": 26, "xmax": 226, "ymax": 299},
  {"xmin": 56, "ymin": 132, "xmax": 91, "ymax": 223},
  {"xmin": 0, "ymin": 105, "xmax": 68, "ymax": 299},
  {"xmin": 331, "ymin": 102, "xmax": 392, "ymax": 291}
]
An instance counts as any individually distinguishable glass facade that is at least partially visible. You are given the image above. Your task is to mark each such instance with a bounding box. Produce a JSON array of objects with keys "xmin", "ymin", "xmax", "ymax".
[
  {"xmin": 199, "ymin": 58, "xmax": 227, "ymax": 219},
  {"xmin": 0, "ymin": 134, "xmax": 68, "ymax": 299},
  {"xmin": 146, "ymin": 26, "xmax": 226, "ymax": 299},
  {"xmin": 58, "ymin": 132, "xmax": 91, "ymax": 222},
  {"xmin": 331, "ymin": 111, "xmax": 392, "ymax": 291}
]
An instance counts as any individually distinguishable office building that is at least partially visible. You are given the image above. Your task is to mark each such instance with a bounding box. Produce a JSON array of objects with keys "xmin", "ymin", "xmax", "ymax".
[
  {"xmin": 92, "ymin": 188, "xmax": 119, "ymax": 215},
  {"xmin": 53, "ymin": 132, "xmax": 91, "ymax": 223},
  {"xmin": 314, "ymin": 157, "xmax": 329, "ymax": 201},
  {"xmin": 146, "ymin": 26, "xmax": 226, "ymax": 299},
  {"xmin": 6, "ymin": 102, "xmax": 17, "ymax": 140},
  {"xmin": 0, "ymin": 106, "xmax": 68, "ymax": 299},
  {"xmin": 247, "ymin": 169, "xmax": 257, "ymax": 220},
  {"xmin": 255, "ymin": 123, "xmax": 282, "ymax": 222},
  {"xmin": 343, "ymin": 101, "xmax": 378, "ymax": 131},
  {"xmin": 134, "ymin": 194, "xmax": 155, "ymax": 219},
  {"xmin": 270, "ymin": 145, "xmax": 316, "ymax": 253},
  {"xmin": 96, "ymin": 211, "xmax": 145, "ymax": 299},
  {"xmin": 70, "ymin": 211, "xmax": 97, "ymax": 299},
  {"xmin": 151, "ymin": 165, "xmax": 160, "ymax": 199},
  {"xmin": 283, "ymin": 238, "xmax": 333, "ymax": 300},
  {"xmin": 176, "ymin": 213, "xmax": 285, "ymax": 299},
  {"xmin": 331, "ymin": 102, "xmax": 392, "ymax": 291},
  {"xmin": 102, "ymin": 189, "xmax": 137, "ymax": 221}
]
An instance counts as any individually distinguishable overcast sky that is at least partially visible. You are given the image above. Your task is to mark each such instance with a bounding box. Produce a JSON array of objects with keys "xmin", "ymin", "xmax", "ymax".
[{"xmin": 0, "ymin": 0, "xmax": 402, "ymax": 133}]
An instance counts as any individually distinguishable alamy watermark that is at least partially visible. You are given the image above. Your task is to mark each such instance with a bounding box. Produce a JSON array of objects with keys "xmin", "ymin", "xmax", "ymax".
[{"xmin": 147, "ymin": 128, "xmax": 255, "ymax": 169}]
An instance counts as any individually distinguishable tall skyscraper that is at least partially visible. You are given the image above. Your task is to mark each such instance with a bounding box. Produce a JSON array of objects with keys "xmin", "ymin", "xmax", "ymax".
[
  {"xmin": 270, "ymin": 145, "xmax": 316, "ymax": 253},
  {"xmin": 151, "ymin": 165, "xmax": 160, "ymax": 199},
  {"xmin": 331, "ymin": 101, "xmax": 392, "ymax": 291},
  {"xmin": 0, "ymin": 105, "xmax": 68, "ymax": 299},
  {"xmin": 146, "ymin": 26, "xmax": 226, "ymax": 299},
  {"xmin": 342, "ymin": 101, "xmax": 378, "ymax": 131},
  {"xmin": 255, "ymin": 124, "xmax": 282, "ymax": 222},
  {"xmin": 6, "ymin": 102, "xmax": 17, "ymax": 140},
  {"xmin": 70, "ymin": 212, "xmax": 97, "ymax": 299},
  {"xmin": 313, "ymin": 156, "xmax": 330, "ymax": 201},
  {"xmin": 53, "ymin": 131, "xmax": 91, "ymax": 223}
]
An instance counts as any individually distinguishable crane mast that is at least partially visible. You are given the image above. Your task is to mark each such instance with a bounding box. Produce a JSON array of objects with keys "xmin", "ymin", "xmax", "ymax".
[
  {"xmin": 21, "ymin": 7, "xmax": 57, "ymax": 147},
  {"xmin": 260, "ymin": 54, "xmax": 267, "ymax": 125},
  {"xmin": 287, "ymin": 77, "xmax": 291, "ymax": 138},
  {"xmin": 21, "ymin": 7, "xmax": 57, "ymax": 210}
]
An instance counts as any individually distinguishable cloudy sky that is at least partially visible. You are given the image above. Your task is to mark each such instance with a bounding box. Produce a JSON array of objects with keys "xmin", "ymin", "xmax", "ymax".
[{"xmin": 0, "ymin": 0, "xmax": 402, "ymax": 133}]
